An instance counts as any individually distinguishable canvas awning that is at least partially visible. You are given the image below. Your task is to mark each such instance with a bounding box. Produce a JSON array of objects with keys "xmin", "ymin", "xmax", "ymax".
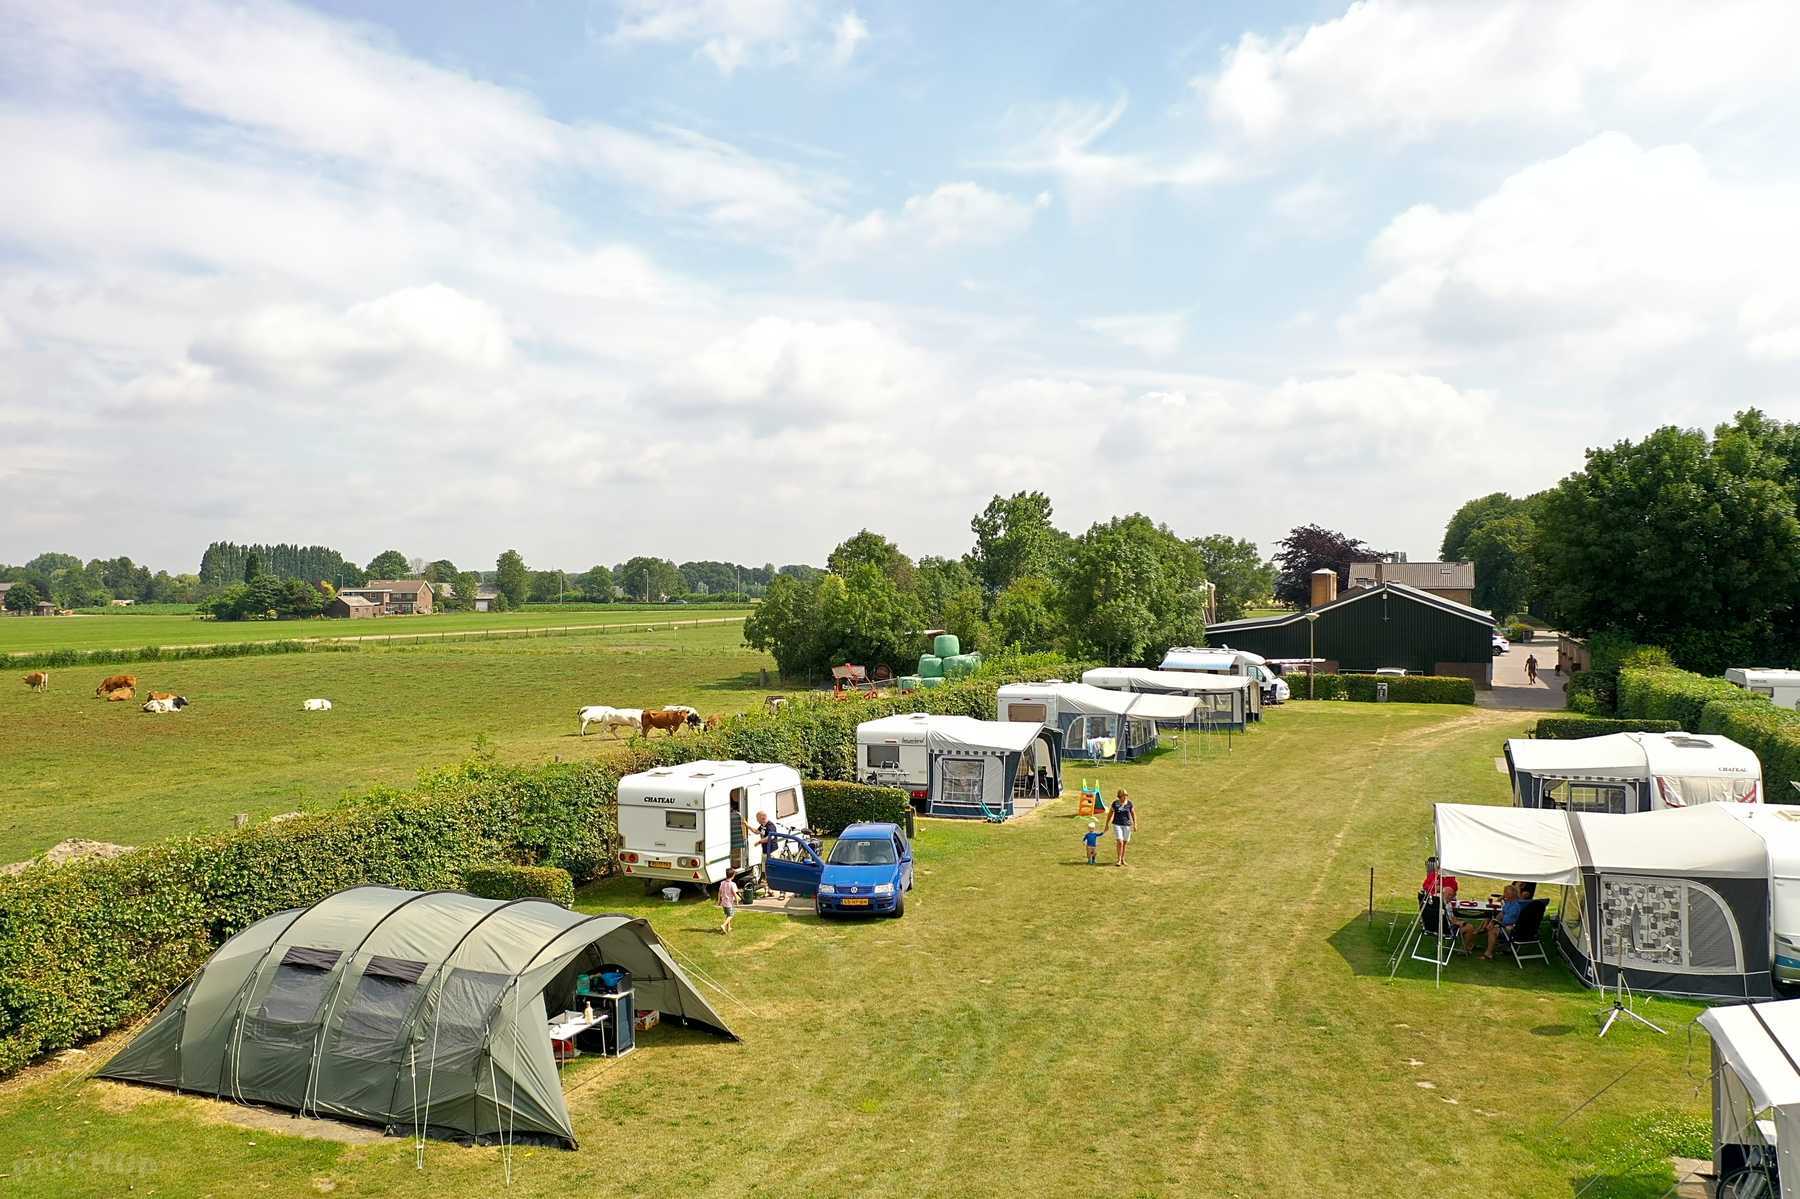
[
  {"xmin": 997, "ymin": 682, "xmax": 1199, "ymax": 722},
  {"xmin": 1435, "ymin": 802, "xmax": 1772, "ymax": 883},
  {"xmin": 1081, "ymin": 667, "xmax": 1252, "ymax": 694},
  {"xmin": 1702, "ymin": 1001, "xmax": 1800, "ymax": 1111},
  {"xmin": 1504, "ymin": 734, "xmax": 1648, "ymax": 778},
  {"xmin": 858, "ymin": 712, "xmax": 1047, "ymax": 755}
]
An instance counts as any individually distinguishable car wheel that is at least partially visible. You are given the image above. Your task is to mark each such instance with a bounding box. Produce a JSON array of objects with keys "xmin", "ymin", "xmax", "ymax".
[
  {"xmin": 814, "ymin": 897, "xmax": 828, "ymax": 920},
  {"xmin": 889, "ymin": 892, "xmax": 905, "ymax": 919}
]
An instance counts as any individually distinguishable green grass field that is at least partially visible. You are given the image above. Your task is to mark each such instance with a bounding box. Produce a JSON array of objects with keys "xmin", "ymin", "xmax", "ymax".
[
  {"xmin": 0, "ymin": 606, "xmax": 750, "ymax": 656},
  {"xmin": 0, "ymin": 624, "xmax": 777, "ymax": 860},
  {"xmin": 0, "ymin": 700, "xmax": 1714, "ymax": 1197}
]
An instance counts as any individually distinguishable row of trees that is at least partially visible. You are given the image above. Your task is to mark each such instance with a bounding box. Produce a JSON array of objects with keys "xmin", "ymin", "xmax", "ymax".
[
  {"xmin": 743, "ymin": 492, "xmax": 1279, "ymax": 676},
  {"xmin": 0, "ymin": 553, "xmax": 204, "ymax": 610},
  {"xmin": 1438, "ymin": 409, "xmax": 1800, "ymax": 672}
]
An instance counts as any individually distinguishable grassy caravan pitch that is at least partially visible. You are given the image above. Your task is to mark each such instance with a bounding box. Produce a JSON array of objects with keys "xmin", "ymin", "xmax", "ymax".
[{"xmin": 0, "ymin": 702, "xmax": 1723, "ymax": 1196}]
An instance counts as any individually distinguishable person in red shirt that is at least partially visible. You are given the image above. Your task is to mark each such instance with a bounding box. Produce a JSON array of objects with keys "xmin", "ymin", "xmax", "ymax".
[{"xmin": 1421, "ymin": 856, "xmax": 1459, "ymax": 902}]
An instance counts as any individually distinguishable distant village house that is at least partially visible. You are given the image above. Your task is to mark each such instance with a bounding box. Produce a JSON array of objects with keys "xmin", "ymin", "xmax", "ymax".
[{"xmin": 335, "ymin": 579, "xmax": 434, "ymax": 615}]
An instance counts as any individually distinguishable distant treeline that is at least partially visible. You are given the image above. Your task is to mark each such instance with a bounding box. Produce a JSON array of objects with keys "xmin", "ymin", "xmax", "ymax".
[{"xmin": 199, "ymin": 543, "xmax": 359, "ymax": 588}]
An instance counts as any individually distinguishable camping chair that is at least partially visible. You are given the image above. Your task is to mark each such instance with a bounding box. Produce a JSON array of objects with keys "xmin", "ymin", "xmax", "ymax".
[
  {"xmin": 1408, "ymin": 896, "xmax": 1461, "ymax": 967},
  {"xmin": 1499, "ymin": 898, "xmax": 1551, "ymax": 967}
]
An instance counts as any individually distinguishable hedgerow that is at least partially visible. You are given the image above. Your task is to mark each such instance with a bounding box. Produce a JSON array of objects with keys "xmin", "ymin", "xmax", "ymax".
[
  {"xmin": 801, "ymin": 781, "xmax": 911, "ymax": 834},
  {"xmin": 0, "ymin": 757, "xmax": 617, "ymax": 1075},
  {"xmin": 1614, "ymin": 664, "xmax": 1800, "ymax": 804},
  {"xmin": 5, "ymin": 639, "xmax": 355, "ymax": 671},
  {"xmin": 462, "ymin": 864, "xmax": 576, "ymax": 908},
  {"xmin": 1281, "ymin": 673, "xmax": 1475, "ymax": 705},
  {"xmin": 1616, "ymin": 666, "xmax": 1744, "ymax": 730},
  {"xmin": 1533, "ymin": 717, "xmax": 1683, "ymax": 740}
]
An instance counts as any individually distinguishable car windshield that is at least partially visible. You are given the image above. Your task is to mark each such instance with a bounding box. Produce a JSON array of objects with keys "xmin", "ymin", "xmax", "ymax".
[{"xmin": 828, "ymin": 837, "xmax": 897, "ymax": 866}]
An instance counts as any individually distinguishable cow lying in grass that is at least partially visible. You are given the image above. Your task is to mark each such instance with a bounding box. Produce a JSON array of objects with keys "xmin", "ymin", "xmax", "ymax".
[
  {"xmin": 105, "ymin": 686, "xmax": 135, "ymax": 702},
  {"xmin": 96, "ymin": 674, "xmax": 136, "ymax": 697},
  {"xmin": 142, "ymin": 696, "xmax": 189, "ymax": 713},
  {"xmin": 578, "ymin": 706, "xmax": 640, "ymax": 737},
  {"xmin": 303, "ymin": 698, "xmax": 332, "ymax": 711}
]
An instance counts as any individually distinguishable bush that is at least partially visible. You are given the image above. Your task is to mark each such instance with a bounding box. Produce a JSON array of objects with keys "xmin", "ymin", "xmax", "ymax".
[
  {"xmin": 462, "ymin": 863, "xmax": 575, "ymax": 908},
  {"xmin": 1282, "ymin": 674, "xmax": 1475, "ymax": 705},
  {"xmin": 1699, "ymin": 697, "xmax": 1800, "ymax": 807},
  {"xmin": 802, "ymin": 781, "xmax": 910, "ymax": 834},
  {"xmin": 1533, "ymin": 717, "xmax": 1683, "ymax": 740},
  {"xmin": 0, "ymin": 756, "xmax": 617, "ymax": 1075},
  {"xmin": 1616, "ymin": 666, "xmax": 1744, "ymax": 731},
  {"xmin": 1565, "ymin": 671, "xmax": 1614, "ymax": 716},
  {"xmin": 1503, "ymin": 620, "xmax": 1533, "ymax": 643}
]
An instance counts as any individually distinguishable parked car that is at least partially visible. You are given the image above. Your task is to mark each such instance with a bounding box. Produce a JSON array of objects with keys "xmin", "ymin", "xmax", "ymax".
[
  {"xmin": 764, "ymin": 822, "xmax": 915, "ymax": 918},
  {"xmin": 1492, "ymin": 634, "xmax": 1511, "ymax": 655},
  {"xmin": 1375, "ymin": 667, "xmax": 1408, "ymax": 676}
]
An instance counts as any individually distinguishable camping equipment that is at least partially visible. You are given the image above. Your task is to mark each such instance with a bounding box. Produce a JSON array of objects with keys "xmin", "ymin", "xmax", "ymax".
[
  {"xmin": 855, "ymin": 713, "xmax": 1060, "ymax": 820},
  {"xmin": 97, "ymin": 887, "xmax": 734, "ymax": 1149},
  {"xmin": 1698, "ymin": 997, "xmax": 1800, "ymax": 1195},
  {"xmin": 1503, "ymin": 732, "xmax": 1762, "ymax": 813}
]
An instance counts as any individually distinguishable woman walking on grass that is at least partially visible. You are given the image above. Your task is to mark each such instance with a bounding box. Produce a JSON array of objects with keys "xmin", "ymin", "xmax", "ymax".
[{"xmin": 1111, "ymin": 789, "xmax": 1136, "ymax": 866}]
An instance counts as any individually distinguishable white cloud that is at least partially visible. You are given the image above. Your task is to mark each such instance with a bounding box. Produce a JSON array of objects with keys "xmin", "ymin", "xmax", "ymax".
[
  {"xmin": 820, "ymin": 183, "xmax": 1048, "ymax": 259},
  {"xmin": 1195, "ymin": 0, "xmax": 1800, "ymax": 151},
  {"xmin": 1271, "ymin": 178, "xmax": 1348, "ymax": 237},
  {"xmin": 1343, "ymin": 133, "xmax": 1800, "ymax": 384},
  {"xmin": 606, "ymin": 0, "xmax": 870, "ymax": 74},
  {"xmin": 992, "ymin": 95, "xmax": 1236, "ymax": 215},
  {"xmin": 1081, "ymin": 311, "xmax": 1188, "ymax": 358}
]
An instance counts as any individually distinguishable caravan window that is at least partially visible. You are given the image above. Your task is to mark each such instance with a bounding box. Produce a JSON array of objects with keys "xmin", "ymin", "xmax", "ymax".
[
  {"xmin": 774, "ymin": 788, "xmax": 800, "ymax": 819},
  {"xmin": 665, "ymin": 810, "xmax": 698, "ymax": 831},
  {"xmin": 1546, "ymin": 780, "xmax": 1629, "ymax": 814},
  {"xmin": 1007, "ymin": 702, "xmax": 1048, "ymax": 724},
  {"xmin": 867, "ymin": 745, "xmax": 900, "ymax": 770}
]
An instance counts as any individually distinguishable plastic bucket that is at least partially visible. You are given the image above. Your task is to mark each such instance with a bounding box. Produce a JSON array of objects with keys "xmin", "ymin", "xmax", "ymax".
[{"xmin": 661, "ymin": 886, "xmax": 681, "ymax": 902}]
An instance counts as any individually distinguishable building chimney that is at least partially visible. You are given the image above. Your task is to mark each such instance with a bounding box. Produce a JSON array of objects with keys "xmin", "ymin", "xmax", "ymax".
[
  {"xmin": 1310, "ymin": 568, "xmax": 1338, "ymax": 609},
  {"xmin": 1375, "ymin": 560, "xmax": 1386, "ymax": 585}
]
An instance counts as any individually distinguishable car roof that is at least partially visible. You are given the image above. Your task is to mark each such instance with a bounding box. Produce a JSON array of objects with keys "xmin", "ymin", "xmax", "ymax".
[{"xmin": 840, "ymin": 822, "xmax": 900, "ymax": 838}]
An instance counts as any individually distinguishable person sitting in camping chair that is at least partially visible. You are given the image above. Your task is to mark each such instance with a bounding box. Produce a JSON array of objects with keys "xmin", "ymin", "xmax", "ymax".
[{"xmin": 1470, "ymin": 885, "xmax": 1526, "ymax": 960}]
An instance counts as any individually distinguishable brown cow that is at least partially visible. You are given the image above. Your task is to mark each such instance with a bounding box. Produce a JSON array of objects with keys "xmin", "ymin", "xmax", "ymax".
[
  {"xmin": 96, "ymin": 674, "xmax": 137, "ymax": 697},
  {"xmin": 703, "ymin": 714, "xmax": 722, "ymax": 731},
  {"xmin": 639, "ymin": 709, "xmax": 688, "ymax": 737},
  {"xmin": 23, "ymin": 671, "xmax": 48, "ymax": 692},
  {"xmin": 148, "ymin": 691, "xmax": 178, "ymax": 702},
  {"xmin": 105, "ymin": 686, "xmax": 135, "ymax": 702}
]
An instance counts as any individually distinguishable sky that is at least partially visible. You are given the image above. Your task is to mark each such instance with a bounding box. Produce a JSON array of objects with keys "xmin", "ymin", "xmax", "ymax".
[{"xmin": 3, "ymin": 0, "xmax": 1798, "ymax": 574}]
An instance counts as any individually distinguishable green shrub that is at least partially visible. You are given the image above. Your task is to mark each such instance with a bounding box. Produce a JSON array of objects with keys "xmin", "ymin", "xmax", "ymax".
[
  {"xmin": 1698, "ymin": 697, "xmax": 1800, "ymax": 807},
  {"xmin": 1616, "ymin": 666, "xmax": 1745, "ymax": 731},
  {"xmin": 462, "ymin": 863, "xmax": 575, "ymax": 907},
  {"xmin": 6, "ymin": 638, "xmax": 354, "ymax": 671},
  {"xmin": 802, "ymin": 780, "xmax": 910, "ymax": 834},
  {"xmin": 0, "ymin": 757, "xmax": 617, "ymax": 1075},
  {"xmin": 1503, "ymin": 620, "xmax": 1532, "ymax": 643},
  {"xmin": 1565, "ymin": 671, "xmax": 1614, "ymax": 716},
  {"xmin": 1533, "ymin": 717, "xmax": 1683, "ymax": 740},
  {"xmin": 1283, "ymin": 674, "xmax": 1475, "ymax": 705}
]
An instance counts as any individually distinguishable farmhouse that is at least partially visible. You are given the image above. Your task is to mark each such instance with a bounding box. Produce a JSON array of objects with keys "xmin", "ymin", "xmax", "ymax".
[
  {"xmin": 337, "ymin": 578, "xmax": 434, "ymax": 614},
  {"xmin": 324, "ymin": 593, "xmax": 380, "ymax": 619},
  {"xmin": 1205, "ymin": 570, "xmax": 1496, "ymax": 687},
  {"xmin": 1348, "ymin": 559, "xmax": 1476, "ymax": 606}
]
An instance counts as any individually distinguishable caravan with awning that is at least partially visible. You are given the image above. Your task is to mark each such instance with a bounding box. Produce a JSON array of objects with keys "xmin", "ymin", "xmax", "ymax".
[
  {"xmin": 1433, "ymin": 802, "xmax": 1776, "ymax": 1001},
  {"xmin": 1079, "ymin": 667, "xmax": 1259, "ymax": 725},
  {"xmin": 996, "ymin": 682, "xmax": 1202, "ymax": 759},
  {"xmin": 1503, "ymin": 732, "xmax": 1762, "ymax": 813},
  {"xmin": 856, "ymin": 713, "xmax": 1060, "ymax": 820}
]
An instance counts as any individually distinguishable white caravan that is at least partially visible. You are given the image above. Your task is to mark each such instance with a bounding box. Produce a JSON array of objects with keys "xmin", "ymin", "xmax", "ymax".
[
  {"xmin": 616, "ymin": 760, "xmax": 808, "ymax": 887},
  {"xmin": 1159, "ymin": 645, "xmax": 1289, "ymax": 704},
  {"xmin": 1727, "ymin": 668, "xmax": 1800, "ymax": 711},
  {"xmin": 1504, "ymin": 732, "xmax": 1763, "ymax": 813},
  {"xmin": 856, "ymin": 713, "xmax": 1060, "ymax": 821}
]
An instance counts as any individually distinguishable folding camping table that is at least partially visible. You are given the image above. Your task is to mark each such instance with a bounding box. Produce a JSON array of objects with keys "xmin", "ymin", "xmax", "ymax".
[{"xmin": 548, "ymin": 1009, "xmax": 607, "ymax": 1063}]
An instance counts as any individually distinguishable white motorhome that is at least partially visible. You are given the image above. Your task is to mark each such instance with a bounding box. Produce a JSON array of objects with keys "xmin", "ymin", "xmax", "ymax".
[
  {"xmin": 1504, "ymin": 732, "xmax": 1763, "ymax": 814},
  {"xmin": 616, "ymin": 761, "xmax": 808, "ymax": 888},
  {"xmin": 856, "ymin": 713, "xmax": 1061, "ymax": 821},
  {"xmin": 1159, "ymin": 645, "xmax": 1288, "ymax": 704},
  {"xmin": 1080, "ymin": 667, "xmax": 1259, "ymax": 726},
  {"xmin": 1727, "ymin": 668, "xmax": 1800, "ymax": 711}
]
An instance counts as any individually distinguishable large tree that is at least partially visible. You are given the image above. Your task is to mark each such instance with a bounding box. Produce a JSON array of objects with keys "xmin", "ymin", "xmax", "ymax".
[
  {"xmin": 1464, "ymin": 513, "xmax": 1537, "ymax": 617},
  {"xmin": 968, "ymin": 491, "xmax": 1063, "ymax": 595},
  {"xmin": 3, "ymin": 581, "xmax": 42, "ymax": 612},
  {"xmin": 989, "ymin": 575, "xmax": 1060, "ymax": 652},
  {"xmin": 365, "ymin": 549, "xmax": 411, "ymax": 579},
  {"xmin": 1192, "ymin": 535, "xmax": 1275, "ymax": 621},
  {"xmin": 1535, "ymin": 424, "xmax": 1800, "ymax": 671},
  {"xmin": 1440, "ymin": 493, "xmax": 1525, "ymax": 561},
  {"xmin": 1060, "ymin": 515, "xmax": 1210, "ymax": 665},
  {"xmin": 576, "ymin": 565, "xmax": 614, "ymax": 602},
  {"xmin": 617, "ymin": 556, "xmax": 682, "ymax": 602},
  {"xmin": 495, "ymin": 549, "xmax": 530, "ymax": 608},
  {"xmin": 743, "ymin": 573, "xmax": 827, "ymax": 678},
  {"xmin": 913, "ymin": 556, "xmax": 979, "ymax": 627},
  {"xmin": 826, "ymin": 530, "xmax": 913, "ymax": 589},
  {"xmin": 1272, "ymin": 524, "xmax": 1380, "ymax": 608}
]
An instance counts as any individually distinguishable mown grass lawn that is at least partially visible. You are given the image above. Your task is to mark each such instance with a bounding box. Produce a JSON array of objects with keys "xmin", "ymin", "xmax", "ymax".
[
  {"xmin": 0, "ymin": 606, "xmax": 749, "ymax": 656},
  {"xmin": 0, "ymin": 702, "xmax": 1715, "ymax": 1197},
  {"xmin": 0, "ymin": 624, "xmax": 778, "ymax": 860}
]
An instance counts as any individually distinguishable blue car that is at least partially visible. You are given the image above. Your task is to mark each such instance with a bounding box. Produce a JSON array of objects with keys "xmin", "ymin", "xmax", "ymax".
[{"xmin": 764, "ymin": 822, "xmax": 914, "ymax": 918}]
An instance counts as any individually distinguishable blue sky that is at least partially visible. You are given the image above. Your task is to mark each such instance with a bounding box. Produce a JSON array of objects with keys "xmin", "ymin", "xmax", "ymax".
[{"xmin": 4, "ymin": 0, "xmax": 1798, "ymax": 573}]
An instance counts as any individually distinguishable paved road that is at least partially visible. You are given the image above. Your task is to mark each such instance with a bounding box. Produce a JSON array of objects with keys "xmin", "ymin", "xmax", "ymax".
[{"xmin": 1477, "ymin": 636, "xmax": 1567, "ymax": 711}]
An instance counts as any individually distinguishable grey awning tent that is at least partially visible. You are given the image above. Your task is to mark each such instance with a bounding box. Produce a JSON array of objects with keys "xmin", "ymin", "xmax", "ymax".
[
  {"xmin": 99, "ymin": 887, "xmax": 734, "ymax": 1147},
  {"xmin": 1434, "ymin": 803, "xmax": 1774, "ymax": 1000},
  {"xmin": 1700, "ymin": 999, "xmax": 1800, "ymax": 1194}
]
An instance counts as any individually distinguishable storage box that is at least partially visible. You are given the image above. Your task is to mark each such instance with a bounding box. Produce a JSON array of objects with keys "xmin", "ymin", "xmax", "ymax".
[{"xmin": 633, "ymin": 1010, "xmax": 660, "ymax": 1032}]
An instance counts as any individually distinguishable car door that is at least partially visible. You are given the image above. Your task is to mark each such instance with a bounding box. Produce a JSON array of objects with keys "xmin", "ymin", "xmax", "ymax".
[
  {"xmin": 762, "ymin": 834, "xmax": 823, "ymax": 897},
  {"xmin": 893, "ymin": 833, "xmax": 913, "ymax": 891}
]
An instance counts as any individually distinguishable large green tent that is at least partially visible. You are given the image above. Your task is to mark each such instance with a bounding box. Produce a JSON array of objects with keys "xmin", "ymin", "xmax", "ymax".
[{"xmin": 98, "ymin": 887, "xmax": 735, "ymax": 1147}]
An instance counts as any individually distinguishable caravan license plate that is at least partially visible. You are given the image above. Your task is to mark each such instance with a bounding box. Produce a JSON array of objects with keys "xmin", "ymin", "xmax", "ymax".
[
  {"xmin": 840, "ymin": 897, "xmax": 869, "ymax": 907},
  {"xmin": 649, "ymin": 860, "xmax": 673, "ymax": 870}
]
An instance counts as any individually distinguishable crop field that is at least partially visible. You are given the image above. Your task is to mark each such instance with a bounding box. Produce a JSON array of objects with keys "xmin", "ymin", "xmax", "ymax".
[
  {"xmin": 0, "ymin": 623, "xmax": 778, "ymax": 861},
  {"xmin": 0, "ymin": 605, "xmax": 751, "ymax": 656},
  {"xmin": 0, "ymin": 702, "xmax": 1714, "ymax": 1197}
]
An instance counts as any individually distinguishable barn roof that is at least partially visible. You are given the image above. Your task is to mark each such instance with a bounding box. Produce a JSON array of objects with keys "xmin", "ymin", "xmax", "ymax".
[
  {"xmin": 335, "ymin": 594, "xmax": 377, "ymax": 607},
  {"xmin": 1206, "ymin": 580, "xmax": 1494, "ymax": 635},
  {"xmin": 1348, "ymin": 561, "xmax": 1475, "ymax": 590},
  {"xmin": 363, "ymin": 578, "xmax": 431, "ymax": 593}
]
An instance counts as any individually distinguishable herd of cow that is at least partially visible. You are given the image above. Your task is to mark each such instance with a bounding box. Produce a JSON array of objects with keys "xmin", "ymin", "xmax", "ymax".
[
  {"xmin": 577, "ymin": 703, "xmax": 720, "ymax": 738},
  {"xmin": 18, "ymin": 671, "xmax": 194, "ymax": 713}
]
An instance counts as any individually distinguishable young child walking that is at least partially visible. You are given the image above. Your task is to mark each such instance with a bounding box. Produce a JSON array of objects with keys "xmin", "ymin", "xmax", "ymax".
[
  {"xmin": 717, "ymin": 874, "xmax": 739, "ymax": 934},
  {"xmin": 1082, "ymin": 819, "xmax": 1101, "ymax": 865}
]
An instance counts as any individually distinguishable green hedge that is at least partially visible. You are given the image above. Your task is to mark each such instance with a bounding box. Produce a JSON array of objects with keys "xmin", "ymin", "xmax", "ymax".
[
  {"xmin": 5, "ymin": 638, "xmax": 357, "ymax": 671},
  {"xmin": 801, "ymin": 781, "xmax": 911, "ymax": 835},
  {"xmin": 1699, "ymin": 698, "xmax": 1800, "ymax": 807},
  {"xmin": 0, "ymin": 757, "xmax": 617, "ymax": 1075},
  {"xmin": 1616, "ymin": 667, "xmax": 1745, "ymax": 731},
  {"xmin": 1533, "ymin": 717, "xmax": 1683, "ymax": 740},
  {"xmin": 1282, "ymin": 673, "xmax": 1475, "ymax": 705},
  {"xmin": 462, "ymin": 863, "xmax": 575, "ymax": 908}
]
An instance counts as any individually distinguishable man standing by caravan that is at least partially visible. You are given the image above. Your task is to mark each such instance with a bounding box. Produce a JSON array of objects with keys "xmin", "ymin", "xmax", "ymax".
[{"xmin": 1111, "ymin": 789, "xmax": 1136, "ymax": 866}]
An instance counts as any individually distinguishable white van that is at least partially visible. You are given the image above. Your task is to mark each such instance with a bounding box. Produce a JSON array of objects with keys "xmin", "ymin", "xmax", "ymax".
[
  {"xmin": 616, "ymin": 761, "xmax": 807, "ymax": 888},
  {"xmin": 1727, "ymin": 668, "xmax": 1800, "ymax": 711}
]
